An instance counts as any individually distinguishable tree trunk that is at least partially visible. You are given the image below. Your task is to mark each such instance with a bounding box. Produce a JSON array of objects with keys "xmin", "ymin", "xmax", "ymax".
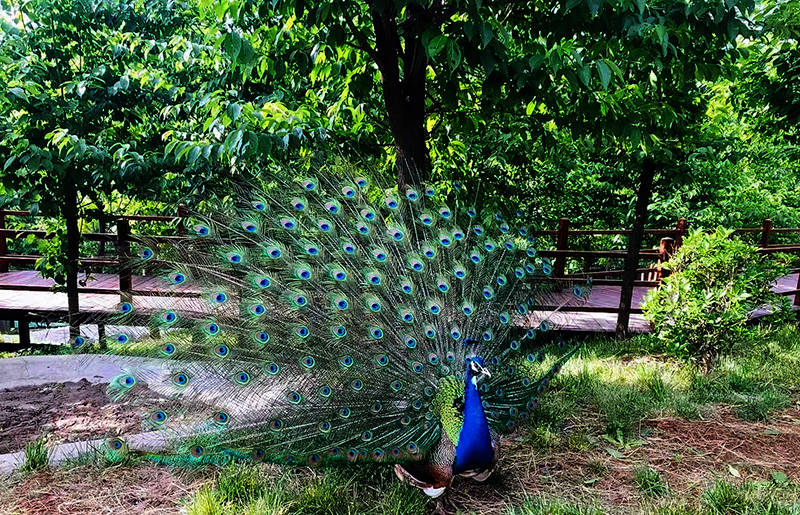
[
  {"xmin": 372, "ymin": 6, "xmax": 431, "ymax": 188},
  {"xmin": 63, "ymin": 187, "xmax": 81, "ymax": 341},
  {"xmin": 616, "ymin": 157, "xmax": 656, "ymax": 338},
  {"xmin": 388, "ymin": 98, "xmax": 431, "ymax": 188}
]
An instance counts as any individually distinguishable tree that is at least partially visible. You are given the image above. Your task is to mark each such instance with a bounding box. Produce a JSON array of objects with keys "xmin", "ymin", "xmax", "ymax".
[
  {"xmin": 177, "ymin": 0, "xmax": 754, "ymax": 189},
  {"xmin": 734, "ymin": 0, "xmax": 800, "ymax": 140},
  {"xmin": 0, "ymin": 0, "xmax": 230, "ymax": 336}
]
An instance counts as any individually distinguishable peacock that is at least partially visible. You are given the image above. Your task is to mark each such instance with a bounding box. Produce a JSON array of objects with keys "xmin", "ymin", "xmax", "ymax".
[{"xmin": 76, "ymin": 170, "xmax": 591, "ymax": 497}]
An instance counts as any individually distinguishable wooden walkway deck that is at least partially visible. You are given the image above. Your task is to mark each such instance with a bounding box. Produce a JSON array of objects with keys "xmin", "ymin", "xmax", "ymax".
[{"xmin": 0, "ymin": 271, "xmax": 797, "ymax": 344}]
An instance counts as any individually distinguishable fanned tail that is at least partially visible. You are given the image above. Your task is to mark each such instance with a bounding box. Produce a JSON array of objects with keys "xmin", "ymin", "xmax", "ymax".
[{"xmin": 74, "ymin": 170, "xmax": 591, "ymax": 466}]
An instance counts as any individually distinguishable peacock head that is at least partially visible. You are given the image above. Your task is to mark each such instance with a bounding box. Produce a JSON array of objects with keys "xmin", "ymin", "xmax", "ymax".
[{"xmin": 465, "ymin": 356, "xmax": 492, "ymax": 386}]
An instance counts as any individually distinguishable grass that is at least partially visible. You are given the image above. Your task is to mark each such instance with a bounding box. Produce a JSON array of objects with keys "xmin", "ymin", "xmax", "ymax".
[
  {"xmin": 634, "ymin": 466, "xmax": 669, "ymax": 497},
  {"xmin": 701, "ymin": 478, "xmax": 800, "ymax": 514},
  {"xmin": 183, "ymin": 463, "xmax": 431, "ymax": 515},
  {"xmin": 19, "ymin": 436, "xmax": 50, "ymax": 474},
  {"xmin": 530, "ymin": 323, "xmax": 800, "ymax": 442},
  {"xmin": 5, "ymin": 322, "xmax": 800, "ymax": 514},
  {"xmin": 507, "ymin": 496, "xmax": 605, "ymax": 514}
]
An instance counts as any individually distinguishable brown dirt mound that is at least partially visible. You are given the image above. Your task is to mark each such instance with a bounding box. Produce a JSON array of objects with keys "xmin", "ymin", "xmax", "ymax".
[
  {"xmin": 0, "ymin": 380, "xmax": 142, "ymax": 454},
  {"xmin": 5, "ymin": 463, "xmax": 210, "ymax": 515},
  {"xmin": 641, "ymin": 407, "xmax": 800, "ymax": 494}
]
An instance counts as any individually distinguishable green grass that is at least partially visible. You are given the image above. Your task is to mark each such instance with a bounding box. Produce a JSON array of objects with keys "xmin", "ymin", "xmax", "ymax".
[
  {"xmin": 504, "ymin": 478, "xmax": 800, "ymax": 515},
  {"xmin": 529, "ymin": 323, "xmax": 800, "ymax": 442},
  {"xmin": 634, "ymin": 466, "xmax": 670, "ymax": 497},
  {"xmin": 701, "ymin": 478, "xmax": 800, "ymax": 514},
  {"xmin": 507, "ymin": 496, "xmax": 605, "ymax": 515},
  {"xmin": 184, "ymin": 463, "xmax": 430, "ymax": 515},
  {"xmin": 20, "ymin": 436, "xmax": 50, "ymax": 474}
]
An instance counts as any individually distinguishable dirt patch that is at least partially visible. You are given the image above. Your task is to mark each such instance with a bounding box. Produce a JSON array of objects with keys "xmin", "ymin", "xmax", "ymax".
[
  {"xmin": 449, "ymin": 406, "xmax": 800, "ymax": 513},
  {"xmin": 0, "ymin": 380, "xmax": 143, "ymax": 454},
  {"xmin": 640, "ymin": 407, "xmax": 800, "ymax": 494},
  {"xmin": 3, "ymin": 463, "xmax": 212, "ymax": 515}
]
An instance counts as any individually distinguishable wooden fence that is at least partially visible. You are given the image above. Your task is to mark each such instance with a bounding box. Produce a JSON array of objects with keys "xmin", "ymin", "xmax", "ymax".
[{"xmin": 1, "ymin": 209, "xmax": 799, "ymax": 345}]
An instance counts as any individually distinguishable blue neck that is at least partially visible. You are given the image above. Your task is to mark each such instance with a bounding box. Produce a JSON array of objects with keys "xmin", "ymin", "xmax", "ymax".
[{"xmin": 453, "ymin": 367, "xmax": 494, "ymax": 474}]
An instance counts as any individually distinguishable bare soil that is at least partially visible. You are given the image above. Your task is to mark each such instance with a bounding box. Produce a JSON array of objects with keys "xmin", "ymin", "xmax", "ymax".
[
  {"xmin": 2, "ymin": 463, "xmax": 211, "ymax": 515},
  {"xmin": 0, "ymin": 380, "xmax": 142, "ymax": 454}
]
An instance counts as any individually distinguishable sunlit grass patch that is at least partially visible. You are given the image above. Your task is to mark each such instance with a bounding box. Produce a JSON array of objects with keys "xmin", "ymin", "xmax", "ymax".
[
  {"xmin": 183, "ymin": 463, "xmax": 430, "ymax": 515},
  {"xmin": 20, "ymin": 436, "xmax": 50, "ymax": 474},
  {"xmin": 697, "ymin": 478, "xmax": 800, "ymax": 515},
  {"xmin": 506, "ymin": 495, "xmax": 606, "ymax": 515},
  {"xmin": 634, "ymin": 466, "xmax": 669, "ymax": 498}
]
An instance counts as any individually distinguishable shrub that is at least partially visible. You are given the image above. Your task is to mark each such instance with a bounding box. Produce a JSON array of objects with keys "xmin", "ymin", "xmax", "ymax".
[{"xmin": 642, "ymin": 228, "xmax": 788, "ymax": 369}]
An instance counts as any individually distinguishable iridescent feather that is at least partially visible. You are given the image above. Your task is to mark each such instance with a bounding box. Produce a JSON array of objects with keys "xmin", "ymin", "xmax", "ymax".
[{"xmin": 77, "ymin": 172, "xmax": 591, "ymax": 495}]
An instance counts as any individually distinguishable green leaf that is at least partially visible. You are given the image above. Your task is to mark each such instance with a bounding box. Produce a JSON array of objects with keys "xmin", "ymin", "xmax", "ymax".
[
  {"xmin": 770, "ymin": 470, "xmax": 788, "ymax": 485},
  {"xmin": 578, "ymin": 65, "xmax": 591, "ymax": 86},
  {"xmin": 228, "ymin": 103, "xmax": 242, "ymax": 123},
  {"xmin": 481, "ymin": 22, "xmax": 493, "ymax": 47},
  {"xmin": 566, "ymin": 0, "xmax": 582, "ymax": 10},
  {"xmin": 316, "ymin": 3, "xmax": 330, "ymax": 23},
  {"xmin": 528, "ymin": 55, "xmax": 544, "ymax": 70},
  {"xmin": 224, "ymin": 32, "xmax": 242, "ymax": 62},
  {"xmin": 549, "ymin": 50, "xmax": 562, "ymax": 74},
  {"xmin": 606, "ymin": 447, "xmax": 625, "ymax": 459},
  {"xmin": 597, "ymin": 60, "xmax": 611, "ymax": 89},
  {"xmin": 8, "ymin": 87, "xmax": 27, "ymax": 101},
  {"xmin": 224, "ymin": 129, "xmax": 243, "ymax": 153},
  {"xmin": 447, "ymin": 42, "xmax": 462, "ymax": 69},
  {"xmin": 427, "ymin": 35, "xmax": 448, "ymax": 58},
  {"xmin": 187, "ymin": 145, "xmax": 200, "ymax": 164},
  {"xmin": 481, "ymin": 51, "xmax": 496, "ymax": 75},
  {"xmin": 525, "ymin": 101, "xmax": 535, "ymax": 116}
]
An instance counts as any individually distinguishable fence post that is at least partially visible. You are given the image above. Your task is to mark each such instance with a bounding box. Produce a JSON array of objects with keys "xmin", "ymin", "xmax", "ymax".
[
  {"xmin": 177, "ymin": 204, "xmax": 188, "ymax": 236},
  {"xmin": 63, "ymin": 190, "xmax": 81, "ymax": 341},
  {"xmin": 656, "ymin": 237, "xmax": 675, "ymax": 282},
  {"xmin": 0, "ymin": 211, "xmax": 7, "ymax": 273},
  {"xmin": 553, "ymin": 217, "xmax": 570, "ymax": 277},
  {"xmin": 760, "ymin": 219, "xmax": 773, "ymax": 248},
  {"xmin": 795, "ymin": 272, "xmax": 800, "ymax": 307},
  {"xmin": 675, "ymin": 218, "xmax": 687, "ymax": 249},
  {"xmin": 18, "ymin": 314, "xmax": 30, "ymax": 346},
  {"xmin": 117, "ymin": 217, "xmax": 132, "ymax": 302}
]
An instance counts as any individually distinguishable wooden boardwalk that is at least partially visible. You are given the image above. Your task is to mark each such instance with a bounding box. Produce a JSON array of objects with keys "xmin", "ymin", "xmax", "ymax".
[{"xmin": 0, "ymin": 271, "xmax": 797, "ymax": 344}]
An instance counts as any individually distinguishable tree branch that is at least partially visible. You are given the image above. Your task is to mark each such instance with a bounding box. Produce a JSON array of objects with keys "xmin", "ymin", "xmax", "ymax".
[{"xmin": 341, "ymin": 9, "xmax": 380, "ymax": 64}]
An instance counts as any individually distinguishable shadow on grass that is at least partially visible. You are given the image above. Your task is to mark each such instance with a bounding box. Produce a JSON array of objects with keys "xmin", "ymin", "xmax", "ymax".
[{"xmin": 531, "ymin": 324, "xmax": 800, "ymax": 442}]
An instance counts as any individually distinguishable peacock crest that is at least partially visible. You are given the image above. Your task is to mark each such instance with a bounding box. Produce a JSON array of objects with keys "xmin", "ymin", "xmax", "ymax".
[{"xmin": 77, "ymin": 171, "xmax": 591, "ymax": 493}]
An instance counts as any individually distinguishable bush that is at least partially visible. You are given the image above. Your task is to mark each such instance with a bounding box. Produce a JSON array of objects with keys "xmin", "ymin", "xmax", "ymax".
[{"xmin": 642, "ymin": 228, "xmax": 788, "ymax": 369}]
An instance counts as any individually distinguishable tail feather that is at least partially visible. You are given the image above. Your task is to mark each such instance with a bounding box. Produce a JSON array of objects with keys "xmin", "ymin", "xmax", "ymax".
[{"xmin": 76, "ymin": 171, "xmax": 591, "ymax": 466}]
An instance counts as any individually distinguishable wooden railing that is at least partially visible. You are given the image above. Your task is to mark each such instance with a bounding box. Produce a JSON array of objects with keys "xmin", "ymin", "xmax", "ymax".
[{"xmin": 1, "ymin": 209, "xmax": 799, "ymax": 344}]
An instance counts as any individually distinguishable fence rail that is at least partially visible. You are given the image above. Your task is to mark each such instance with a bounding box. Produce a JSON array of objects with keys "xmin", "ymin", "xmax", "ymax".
[{"xmin": 1, "ymin": 208, "xmax": 799, "ymax": 346}]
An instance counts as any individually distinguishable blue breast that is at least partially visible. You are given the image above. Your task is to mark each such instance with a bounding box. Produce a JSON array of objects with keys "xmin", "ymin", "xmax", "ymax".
[{"xmin": 452, "ymin": 366, "xmax": 493, "ymax": 474}]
